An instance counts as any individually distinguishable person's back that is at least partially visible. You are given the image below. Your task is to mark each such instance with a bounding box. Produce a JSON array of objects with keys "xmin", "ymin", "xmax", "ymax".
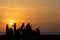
[{"xmin": 9, "ymin": 28, "xmax": 13, "ymax": 36}]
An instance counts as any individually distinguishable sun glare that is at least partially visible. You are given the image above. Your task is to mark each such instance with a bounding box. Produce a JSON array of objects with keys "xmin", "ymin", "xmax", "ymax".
[
  {"xmin": 8, "ymin": 19, "xmax": 15, "ymax": 26},
  {"xmin": 9, "ymin": 19, "xmax": 15, "ymax": 26},
  {"xmin": 10, "ymin": 22, "xmax": 14, "ymax": 26}
]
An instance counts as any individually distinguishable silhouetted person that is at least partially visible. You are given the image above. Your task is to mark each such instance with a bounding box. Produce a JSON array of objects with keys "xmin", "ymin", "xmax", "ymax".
[
  {"xmin": 6, "ymin": 24, "xmax": 9, "ymax": 36},
  {"xmin": 20, "ymin": 23, "xmax": 24, "ymax": 30},
  {"xmin": 21, "ymin": 23, "xmax": 33, "ymax": 40},
  {"xmin": 36, "ymin": 28, "xmax": 40, "ymax": 35},
  {"xmin": 6, "ymin": 24, "xmax": 13, "ymax": 40},
  {"xmin": 26, "ymin": 23, "xmax": 32, "ymax": 31},
  {"xmin": 13, "ymin": 23, "xmax": 16, "ymax": 35},
  {"xmin": 36, "ymin": 28, "xmax": 40, "ymax": 40},
  {"xmin": 9, "ymin": 28, "xmax": 13, "ymax": 36}
]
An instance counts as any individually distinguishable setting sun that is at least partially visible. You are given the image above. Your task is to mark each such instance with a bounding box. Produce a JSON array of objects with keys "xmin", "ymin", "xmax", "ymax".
[
  {"xmin": 9, "ymin": 19, "xmax": 15, "ymax": 26},
  {"xmin": 3, "ymin": 18, "xmax": 16, "ymax": 27},
  {"xmin": 10, "ymin": 21, "xmax": 14, "ymax": 26}
]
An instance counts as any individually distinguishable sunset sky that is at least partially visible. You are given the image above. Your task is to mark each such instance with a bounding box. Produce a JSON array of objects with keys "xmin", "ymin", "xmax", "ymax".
[{"xmin": 0, "ymin": 0, "xmax": 60, "ymax": 35}]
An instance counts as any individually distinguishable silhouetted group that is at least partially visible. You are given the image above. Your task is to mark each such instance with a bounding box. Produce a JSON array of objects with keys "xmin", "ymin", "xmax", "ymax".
[{"xmin": 6, "ymin": 23, "xmax": 40, "ymax": 40}]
